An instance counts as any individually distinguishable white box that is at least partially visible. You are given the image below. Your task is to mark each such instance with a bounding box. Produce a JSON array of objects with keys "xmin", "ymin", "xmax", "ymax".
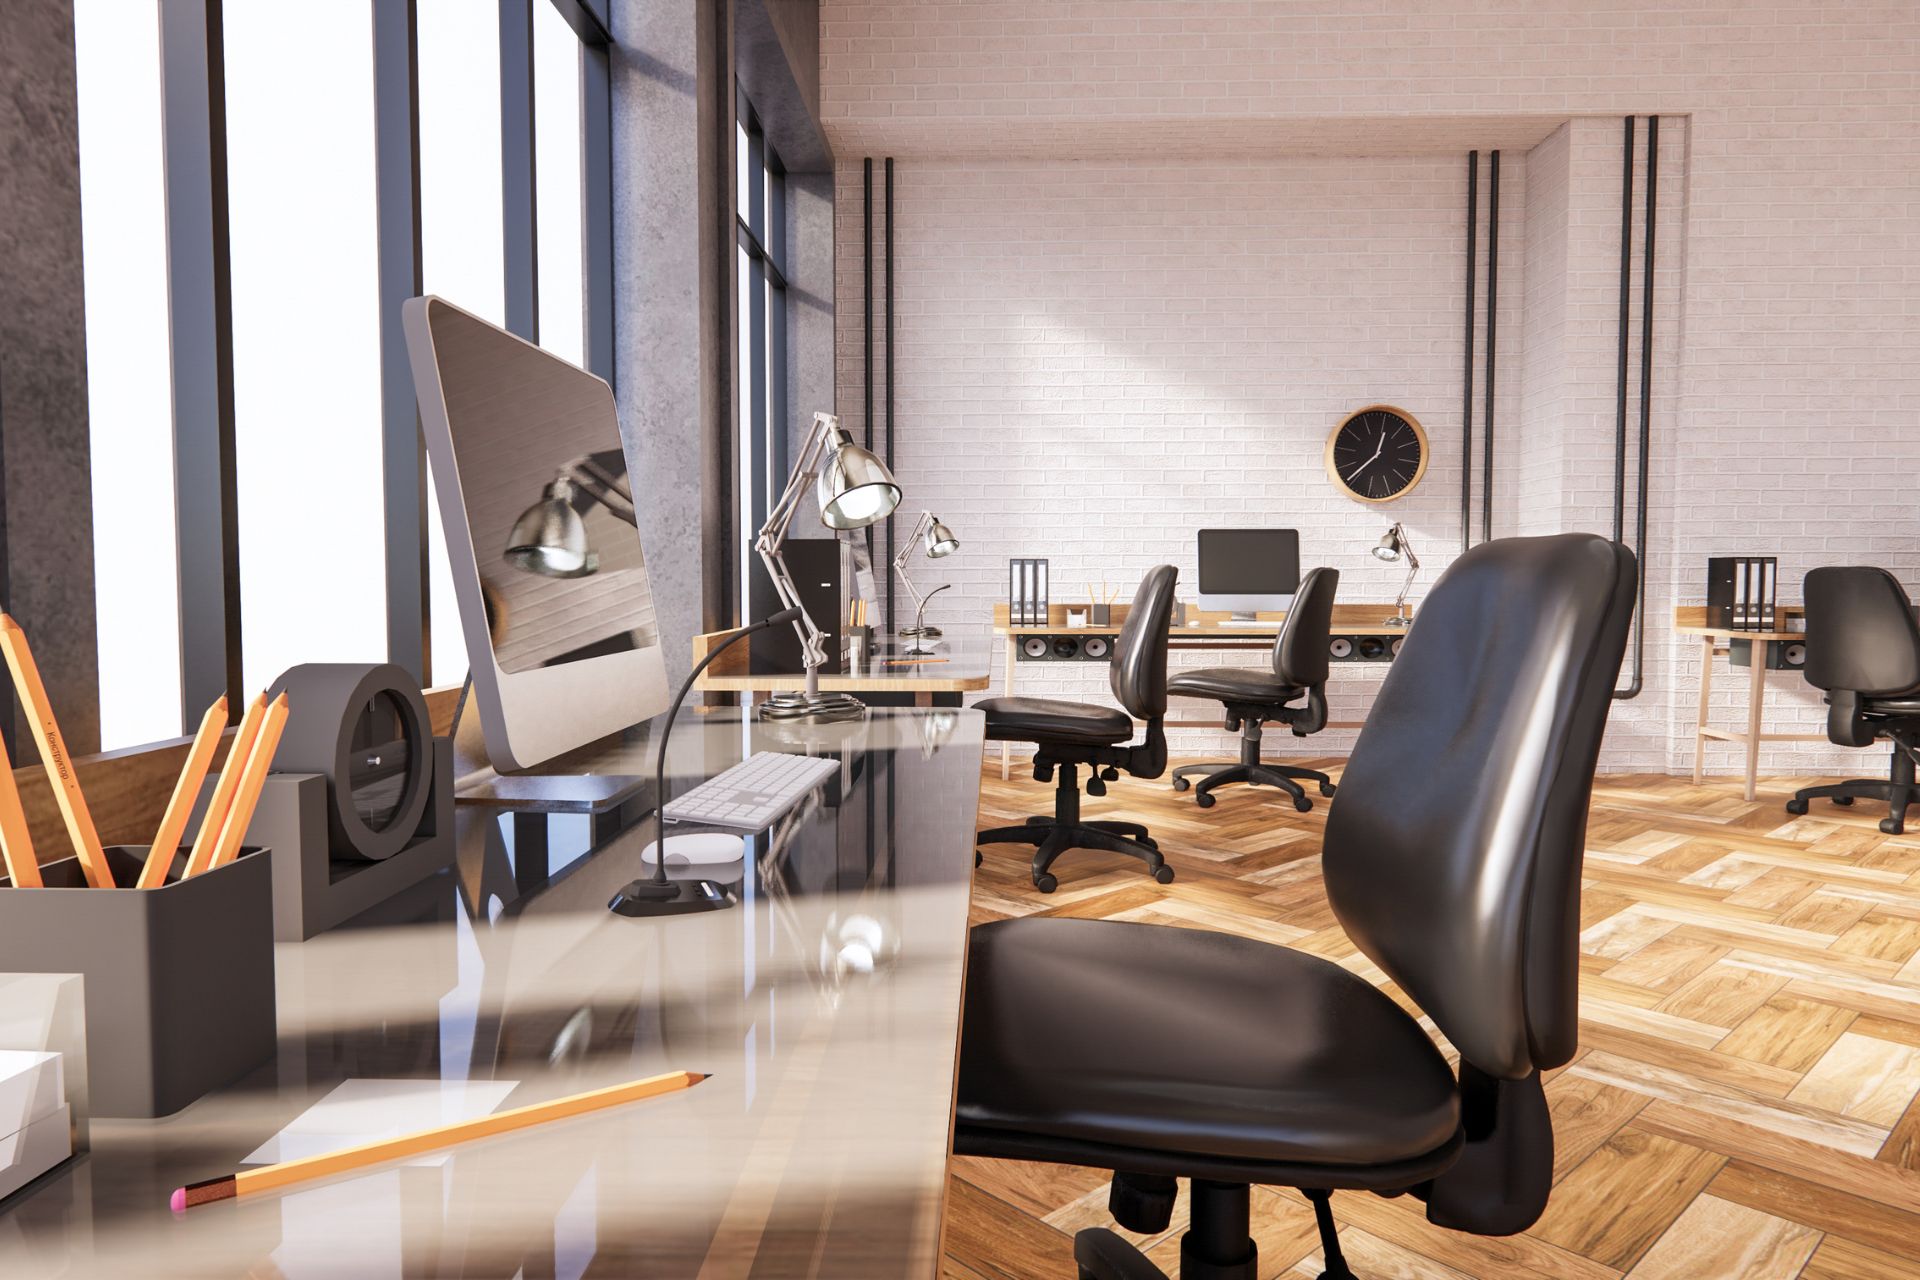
[
  {"xmin": 0, "ymin": 1104, "xmax": 71, "ymax": 1202},
  {"xmin": 0, "ymin": 973, "xmax": 88, "ymax": 1151},
  {"xmin": 0, "ymin": 1050, "xmax": 63, "ymax": 1139}
]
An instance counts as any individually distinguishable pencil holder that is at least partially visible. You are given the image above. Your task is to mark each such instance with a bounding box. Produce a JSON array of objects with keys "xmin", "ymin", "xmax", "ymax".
[
  {"xmin": 1090, "ymin": 605, "xmax": 1113, "ymax": 626},
  {"xmin": 0, "ymin": 846, "xmax": 275, "ymax": 1118}
]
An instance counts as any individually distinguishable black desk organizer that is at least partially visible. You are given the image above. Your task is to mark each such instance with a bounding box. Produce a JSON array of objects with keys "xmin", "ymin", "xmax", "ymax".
[{"xmin": 0, "ymin": 846, "xmax": 274, "ymax": 1118}]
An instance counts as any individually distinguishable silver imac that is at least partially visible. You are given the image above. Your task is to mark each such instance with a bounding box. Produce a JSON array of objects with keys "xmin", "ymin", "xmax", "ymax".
[{"xmin": 403, "ymin": 295, "xmax": 668, "ymax": 772}]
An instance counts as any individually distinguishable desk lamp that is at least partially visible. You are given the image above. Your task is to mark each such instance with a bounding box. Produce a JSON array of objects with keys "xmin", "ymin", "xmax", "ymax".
[
  {"xmin": 1372, "ymin": 521, "xmax": 1420, "ymax": 628},
  {"xmin": 756, "ymin": 412, "xmax": 902, "ymax": 722},
  {"xmin": 894, "ymin": 511, "xmax": 960, "ymax": 655},
  {"xmin": 506, "ymin": 452, "xmax": 635, "ymax": 578}
]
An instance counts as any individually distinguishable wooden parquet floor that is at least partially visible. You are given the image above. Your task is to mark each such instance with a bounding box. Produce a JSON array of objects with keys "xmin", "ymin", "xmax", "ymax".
[{"xmin": 948, "ymin": 759, "xmax": 1920, "ymax": 1280}]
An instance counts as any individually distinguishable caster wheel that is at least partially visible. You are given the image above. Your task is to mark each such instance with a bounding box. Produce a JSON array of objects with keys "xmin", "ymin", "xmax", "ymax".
[
  {"xmin": 1172, "ymin": 776, "xmax": 1191, "ymax": 792},
  {"xmin": 1319, "ymin": 781, "xmax": 1337, "ymax": 797},
  {"xmin": 1195, "ymin": 791, "xmax": 1216, "ymax": 809},
  {"xmin": 1154, "ymin": 866, "xmax": 1175, "ymax": 884},
  {"xmin": 1034, "ymin": 873, "xmax": 1058, "ymax": 893},
  {"xmin": 1881, "ymin": 818, "xmax": 1905, "ymax": 836},
  {"xmin": 1293, "ymin": 795, "xmax": 1313, "ymax": 813},
  {"xmin": 1785, "ymin": 798, "xmax": 1809, "ymax": 815},
  {"xmin": 1834, "ymin": 796, "xmax": 1855, "ymax": 806}
]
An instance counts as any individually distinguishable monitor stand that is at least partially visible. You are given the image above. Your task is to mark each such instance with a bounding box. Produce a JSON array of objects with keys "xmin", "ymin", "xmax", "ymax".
[
  {"xmin": 1229, "ymin": 610, "xmax": 1260, "ymax": 624},
  {"xmin": 450, "ymin": 680, "xmax": 650, "ymax": 814}
]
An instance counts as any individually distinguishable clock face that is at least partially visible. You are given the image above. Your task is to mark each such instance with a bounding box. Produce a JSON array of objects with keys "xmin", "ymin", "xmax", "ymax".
[{"xmin": 1325, "ymin": 406, "xmax": 1428, "ymax": 504}]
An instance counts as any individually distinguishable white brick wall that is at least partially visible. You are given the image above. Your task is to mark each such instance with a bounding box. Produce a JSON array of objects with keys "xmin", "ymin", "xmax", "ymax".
[{"xmin": 821, "ymin": 0, "xmax": 1920, "ymax": 776}]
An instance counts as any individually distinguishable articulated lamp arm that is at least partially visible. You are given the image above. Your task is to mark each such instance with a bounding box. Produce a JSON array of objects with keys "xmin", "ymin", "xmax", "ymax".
[
  {"xmin": 892, "ymin": 510, "xmax": 937, "ymax": 614},
  {"xmin": 754, "ymin": 413, "xmax": 839, "ymax": 690}
]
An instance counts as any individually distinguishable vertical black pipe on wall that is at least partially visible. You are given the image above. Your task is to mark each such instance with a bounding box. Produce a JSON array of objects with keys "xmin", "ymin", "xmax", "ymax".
[
  {"xmin": 885, "ymin": 157, "xmax": 896, "ymax": 632},
  {"xmin": 1481, "ymin": 150, "xmax": 1499, "ymax": 544},
  {"xmin": 1612, "ymin": 117, "xmax": 1634, "ymax": 548},
  {"xmin": 1612, "ymin": 116, "xmax": 1656, "ymax": 701},
  {"xmin": 863, "ymin": 158, "xmax": 873, "ymax": 452},
  {"xmin": 1461, "ymin": 151, "xmax": 1478, "ymax": 554}
]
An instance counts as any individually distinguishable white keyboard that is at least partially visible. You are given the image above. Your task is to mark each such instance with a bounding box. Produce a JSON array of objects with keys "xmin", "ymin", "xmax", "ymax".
[{"xmin": 661, "ymin": 751, "xmax": 839, "ymax": 831}]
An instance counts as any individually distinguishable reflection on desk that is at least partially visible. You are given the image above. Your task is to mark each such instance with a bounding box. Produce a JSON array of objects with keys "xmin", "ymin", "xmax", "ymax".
[
  {"xmin": 0, "ymin": 708, "xmax": 984, "ymax": 1279},
  {"xmin": 692, "ymin": 628, "xmax": 993, "ymax": 703}
]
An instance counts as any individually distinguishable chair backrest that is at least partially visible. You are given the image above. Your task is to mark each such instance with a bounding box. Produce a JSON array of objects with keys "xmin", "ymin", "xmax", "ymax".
[
  {"xmin": 1109, "ymin": 565, "xmax": 1178, "ymax": 721},
  {"xmin": 1322, "ymin": 534, "xmax": 1635, "ymax": 1080},
  {"xmin": 1803, "ymin": 567, "xmax": 1920, "ymax": 698},
  {"xmin": 1273, "ymin": 566, "xmax": 1337, "ymax": 688}
]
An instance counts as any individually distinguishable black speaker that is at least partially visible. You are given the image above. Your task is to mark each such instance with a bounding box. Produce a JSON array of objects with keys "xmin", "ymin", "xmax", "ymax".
[
  {"xmin": 1017, "ymin": 635, "xmax": 1108, "ymax": 662},
  {"xmin": 1331, "ymin": 635, "xmax": 1397, "ymax": 662},
  {"xmin": 755, "ymin": 538, "xmax": 840, "ymax": 673},
  {"xmin": 1730, "ymin": 637, "xmax": 1807, "ymax": 671}
]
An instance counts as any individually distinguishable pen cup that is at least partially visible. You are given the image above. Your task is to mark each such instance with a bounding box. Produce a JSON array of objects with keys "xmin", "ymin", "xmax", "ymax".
[
  {"xmin": 0, "ymin": 845, "xmax": 275, "ymax": 1118},
  {"xmin": 845, "ymin": 625, "xmax": 874, "ymax": 668},
  {"xmin": 1090, "ymin": 605, "xmax": 1112, "ymax": 626}
]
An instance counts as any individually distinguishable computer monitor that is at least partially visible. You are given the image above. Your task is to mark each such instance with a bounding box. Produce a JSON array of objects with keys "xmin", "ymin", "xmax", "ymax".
[
  {"xmin": 1197, "ymin": 528, "xmax": 1300, "ymax": 621},
  {"xmin": 403, "ymin": 296, "xmax": 668, "ymax": 772}
]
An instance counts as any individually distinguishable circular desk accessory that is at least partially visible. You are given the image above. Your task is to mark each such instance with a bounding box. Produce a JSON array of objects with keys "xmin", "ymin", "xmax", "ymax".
[
  {"xmin": 266, "ymin": 664, "xmax": 434, "ymax": 862},
  {"xmin": 641, "ymin": 832, "xmax": 746, "ymax": 867}
]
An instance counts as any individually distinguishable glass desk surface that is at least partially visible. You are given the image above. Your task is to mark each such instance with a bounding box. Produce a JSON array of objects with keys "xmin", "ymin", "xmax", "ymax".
[{"xmin": 0, "ymin": 707, "xmax": 984, "ymax": 1279}]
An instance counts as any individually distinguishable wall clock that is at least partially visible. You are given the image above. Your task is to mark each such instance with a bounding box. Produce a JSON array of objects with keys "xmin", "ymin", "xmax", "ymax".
[{"xmin": 1324, "ymin": 405, "xmax": 1428, "ymax": 504}]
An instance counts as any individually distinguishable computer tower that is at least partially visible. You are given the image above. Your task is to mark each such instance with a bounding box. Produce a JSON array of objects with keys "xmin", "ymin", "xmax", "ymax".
[{"xmin": 753, "ymin": 537, "xmax": 841, "ymax": 674}]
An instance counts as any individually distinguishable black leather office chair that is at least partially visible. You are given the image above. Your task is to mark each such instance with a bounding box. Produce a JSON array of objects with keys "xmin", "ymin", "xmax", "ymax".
[
  {"xmin": 1167, "ymin": 566, "xmax": 1339, "ymax": 812},
  {"xmin": 1786, "ymin": 566, "xmax": 1920, "ymax": 835},
  {"xmin": 955, "ymin": 534, "xmax": 1636, "ymax": 1280},
  {"xmin": 975, "ymin": 565, "xmax": 1178, "ymax": 893}
]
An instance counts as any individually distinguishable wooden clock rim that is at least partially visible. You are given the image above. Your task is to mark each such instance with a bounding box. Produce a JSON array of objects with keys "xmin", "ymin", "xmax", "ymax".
[{"xmin": 1324, "ymin": 404, "xmax": 1429, "ymax": 505}]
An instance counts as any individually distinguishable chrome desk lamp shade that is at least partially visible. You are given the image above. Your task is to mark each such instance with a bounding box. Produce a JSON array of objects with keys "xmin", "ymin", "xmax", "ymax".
[
  {"xmin": 506, "ymin": 478, "xmax": 596, "ymax": 577},
  {"xmin": 1372, "ymin": 522, "xmax": 1420, "ymax": 628},
  {"xmin": 817, "ymin": 433, "xmax": 902, "ymax": 530}
]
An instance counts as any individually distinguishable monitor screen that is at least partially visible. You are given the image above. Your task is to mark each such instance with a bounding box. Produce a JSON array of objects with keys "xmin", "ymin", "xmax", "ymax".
[
  {"xmin": 1197, "ymin": 529, "xmax": 1300, "ymax": 596},
  {"xmin": 405, "ymin": 296, "xmax": 669, "ymax": 771}
]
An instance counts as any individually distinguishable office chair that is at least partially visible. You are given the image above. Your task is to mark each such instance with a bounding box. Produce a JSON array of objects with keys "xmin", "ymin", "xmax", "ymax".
[
  {"xmin": 975, "ymin": 565, "xmax": 1178, "ymax": 893},
  {"xmin": 1785, "ymin": 566, "xmax": 1920, "ymax": 835},
  {"xmin": 955, "ymin": 534, "xmax": 1636, "ymax": 1280},
  {"xmin": 1167, "ymin": 566, "xmax": 1339, "ymax": 812}
]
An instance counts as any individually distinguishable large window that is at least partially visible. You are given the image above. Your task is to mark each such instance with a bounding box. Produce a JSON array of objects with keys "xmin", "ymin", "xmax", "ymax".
[
  {"xmin": 74, "ymin": 0, "xmax": 181, "ymax": 750},
  {"xmin": 68, "ymin": 0, "xmax": 614, "ymax": 745},
  {"xmin": 736, "ymin": 98, "xmax": 788, "ymax": 622},
  {"xmin": 224, "ymin": 3, "xmax": 387, "ymax": 695}
]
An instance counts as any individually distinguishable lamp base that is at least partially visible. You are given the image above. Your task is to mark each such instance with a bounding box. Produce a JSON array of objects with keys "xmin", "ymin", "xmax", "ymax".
[
  {"xmin": 608, "ymin": 876, "xmax": 736, "ymax": 917},
  {"xmin": 1384, "ymin": 612, "xmax": 1414, "ymax": 628},
  {"xmin": 897, "ymin": 623, "xmax": 942, "ymax": 638},
  {"xmin": 756, "ymin": 691, "xmax": 868, "ymax": 724}
]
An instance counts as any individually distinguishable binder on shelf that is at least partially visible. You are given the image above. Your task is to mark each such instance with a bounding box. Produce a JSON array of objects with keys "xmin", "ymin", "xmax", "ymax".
[
  {"xmin": 1009, "ymin": 557, "xmax": 1051, "ymax": 626},
  {"xmin": 1707, "ymin": 555, "xmax": 1778, "ymax": 632}
]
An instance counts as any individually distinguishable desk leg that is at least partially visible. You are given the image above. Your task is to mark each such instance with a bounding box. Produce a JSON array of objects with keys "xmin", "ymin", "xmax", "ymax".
[
  {"xmin": 1693, "ymin": 635, "xmax": 1714, "ymax": 785},
  {"xmin": 1001, "ymin": 638, "xmax": 1016, "ymax": 780},
  {"xmin": 1743, "ymin": 642, "xmax": 1767, "ymax": 802}
]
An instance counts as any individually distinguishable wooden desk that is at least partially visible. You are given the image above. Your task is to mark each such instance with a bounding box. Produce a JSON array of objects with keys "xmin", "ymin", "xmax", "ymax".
[
  {"xmin": 692, "ymin": 628, "xmax": 992, "ymax": 706},
  {"xmin": 1674, "ymin": 605, "xmax": 1822, "ymax": 801},
  {"xmin": 991, "ymin": 602, "xmax": 1410, "ymax": 779}
]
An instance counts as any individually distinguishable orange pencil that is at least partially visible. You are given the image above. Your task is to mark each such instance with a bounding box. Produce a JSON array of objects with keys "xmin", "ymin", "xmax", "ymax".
[
  {"xmin": 184, "ymin": 693, "xmax": 266, "ymax": 879},
  {"xmin": 0, "ymin": 730, "xmax": 39, "ymax": 888},
  {"xmin": 172, "ymin": 1069, "xmax": 707, "ymax": 1210},
  {"xmin": 137, "ymin": 697, "xmax": 229, "ymax": 889},
  {"xmin": 0, "ymin": 615, "xmax": 111, "ymax": 888},
  {"xmin": 204, "ymin": 693, "xmax": 288, "ymax": 873}
]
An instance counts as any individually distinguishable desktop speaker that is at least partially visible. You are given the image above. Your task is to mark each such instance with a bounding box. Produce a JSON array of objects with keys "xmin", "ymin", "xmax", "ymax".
[
  {"xmin": 267, "ymin": 663, "xmax": 435, "ymax": 862},
  {"xmin": 1329, "ymin": 635, "xmax": 1398, "ymax": 663},
  {"xmin": 1083, "ymin": 636, "xmax": 1111, "ymax": 660},
  {"xmin": 1730, "ymin": 637, "xmax": 1807, "ymax": 671},
  {"xmin": 1017, "ymin": 635, "xmax": 1108, "ymax": 662}
]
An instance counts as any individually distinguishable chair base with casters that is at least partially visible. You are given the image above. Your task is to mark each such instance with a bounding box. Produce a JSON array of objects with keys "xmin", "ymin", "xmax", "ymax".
[
  {"xmin": 1170, "ymin": 707, "xmax": 1335, "ymax": 812},
  {"xmin": 976, "ymin": 727, "xmax": 1173, "ymax": 893},
  {"xmin": 1787, "ymin": 721, "xmax": 1919, "ymax": 835}
]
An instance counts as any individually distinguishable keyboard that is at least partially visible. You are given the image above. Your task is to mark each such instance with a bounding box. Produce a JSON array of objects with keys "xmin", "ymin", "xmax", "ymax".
[{"xmin": 661, "ymin": 751, "xmax": 839, "ymax": 831}]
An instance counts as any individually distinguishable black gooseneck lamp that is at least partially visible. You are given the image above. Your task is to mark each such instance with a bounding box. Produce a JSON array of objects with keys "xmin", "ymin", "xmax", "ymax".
[{"xmin": 609, "ymin": 605, "xmax": 803, "ymax": 918}]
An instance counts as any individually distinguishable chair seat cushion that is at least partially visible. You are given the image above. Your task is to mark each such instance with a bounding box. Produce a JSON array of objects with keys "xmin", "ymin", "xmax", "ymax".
[
  {"xmin": 1167, "ymin": 667, "xmax": 1302, "ymax": 705},
  {"xmin": 957, "ymin": 918, "xmax": 1460, "ymax": 1168},
  {"xmin": 1865, "ymin": 696, "xmax": 1920, "ymax": 716},
  {"xmin": 976, "ymin": 697, "xmax": 1133, "ymax": 745}
]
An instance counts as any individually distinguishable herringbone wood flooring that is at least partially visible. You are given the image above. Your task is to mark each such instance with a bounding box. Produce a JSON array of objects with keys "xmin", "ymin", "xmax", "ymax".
[{"xmin": 948, "ymin": 760, "xmax": 1920, "ymax": 1279}]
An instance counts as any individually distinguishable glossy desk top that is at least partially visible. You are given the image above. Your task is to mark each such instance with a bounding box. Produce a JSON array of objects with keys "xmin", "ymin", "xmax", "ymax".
[{"xmin": 0, "ymin": 708, "xmax": 983, "ymax": 1278}]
